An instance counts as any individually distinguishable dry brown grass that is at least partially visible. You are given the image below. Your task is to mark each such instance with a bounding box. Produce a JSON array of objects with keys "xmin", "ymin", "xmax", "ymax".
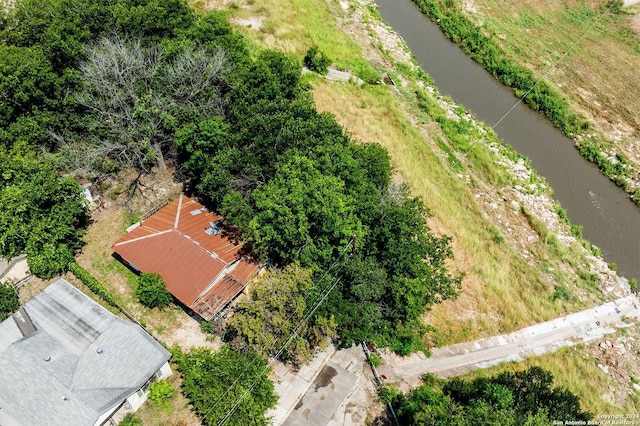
[
  {"xmin": 73, "ymin": 173, "xmax": 219, "ymax": 351},
  {"xmin": 310, "ymin": 80, "xmax": 591, "ymax": 344}
]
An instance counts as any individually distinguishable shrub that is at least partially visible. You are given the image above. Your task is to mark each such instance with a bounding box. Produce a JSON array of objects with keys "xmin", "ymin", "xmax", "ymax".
[
  {"xmin": 552, "ymin": 284, "xmax": 571, "ymax": 301},
  {"xmin": 136, "ymin": 273, "xmax": 172, "ymax": 309},
  {"xmin": 0, "ymin": 283, "xmax": 19, "ymax": 321},
  {"xmin": 148, "ymin": 380, "xmax": 174, "ymax": 407},
  {"xmin": 369, "ymin": 353, "xmax": 381, "ymax": 367},
  {"xmin": 605, "ymin": 0, "xmax": 625, "ymax": 14},
  {"xmin": 69, "ymin": 262, "xmax": 118, "ymax": 308},
  {"xmin": 118, "ymin": 414, "xmax": 142, "ymax": 426},
  {"xmin": 304, "ymin": 45, "xmax": 331, "ymax": 75}
]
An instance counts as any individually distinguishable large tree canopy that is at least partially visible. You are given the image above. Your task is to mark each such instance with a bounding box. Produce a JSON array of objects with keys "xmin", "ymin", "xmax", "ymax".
[
  {"xmin": 226, "ymin": 264, "xmax": 336, "ymax": 366},
  {"xmin": 66, "ymin": 35, "xmax": 229, "ymax": 173},
  {"xmin": 173, "ymin": 345, "xmax": 277, "ymax": 426}
]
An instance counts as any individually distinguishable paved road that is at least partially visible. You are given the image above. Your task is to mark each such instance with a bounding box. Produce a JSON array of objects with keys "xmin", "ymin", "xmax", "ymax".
[
  {"xmin": 269, "ymin": 345, "xmax": 371, "ymax": 426},
  {"xmin": 268, "ymin": 296, "xmax": 640, "ymax": 425},
  {"xmin": 380, "ymin": 295, "xmax": 640, "ymax": 385}
]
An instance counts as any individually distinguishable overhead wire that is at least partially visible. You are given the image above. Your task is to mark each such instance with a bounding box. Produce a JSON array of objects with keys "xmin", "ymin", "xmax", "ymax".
[
  {"xmin": 490, "ymin": 2, "xmax": 618, "ymax": 130},
  {"xmin": 200, "ymin": 237, "xmax": 354, "ymax": 423},
  {"xmin": 206, "ymin": 3, "xmax": 622, "ymax": 423},
  {"xmin": 217, "ymin": 272, "xmax": 345, "ymax": 426}
]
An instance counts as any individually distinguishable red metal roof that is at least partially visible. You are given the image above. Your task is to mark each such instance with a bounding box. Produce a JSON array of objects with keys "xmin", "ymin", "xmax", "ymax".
[{"xmin": 112, "ymin": 195, "xmax": 260, "ymax": 319}]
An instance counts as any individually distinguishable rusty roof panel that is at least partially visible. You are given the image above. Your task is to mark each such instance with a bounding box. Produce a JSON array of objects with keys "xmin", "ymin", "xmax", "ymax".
[
  {"xmin": 194, "ymin": 276, "xmax": 245, "ymax": 320},
  {"xmin": 111, "ymin": 195, "xmax": 260, "ymax": 318},
  {"xmin": 229, "ymin": 259, "xmax": 261, "ymax": 284},
  {"xmin": 114, "ymin": 232, "xmax": 226, "ymax": 305}
]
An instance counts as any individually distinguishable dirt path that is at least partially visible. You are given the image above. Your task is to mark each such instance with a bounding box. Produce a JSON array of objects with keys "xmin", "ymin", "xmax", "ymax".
[{"xmin": 379, "ymin": 295, "xmax": 640, "ymax": 388}]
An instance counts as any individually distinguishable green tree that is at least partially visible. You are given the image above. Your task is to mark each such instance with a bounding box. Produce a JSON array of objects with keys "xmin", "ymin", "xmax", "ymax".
[
  {"xmin": 135, "ymin": 273, "xmax": 172, "ymax": 308},
  {"xmin": 0, "ymin": 45, "xmax": 61, "ymax": 133},
  {"xmin": 391, "ymin": 367, "xmax": 590, "ymax": 425},
  {"xmin": 0, "ymin": 283, "xmax": 19, "ymax": 322},
  {"xmin": 0, "ymin": 143, "xmax": 87, "ymax": 278},
  {"xmin": 248, "ymin": 155, "xmax": 363, "ymax": 267},
  {"xmin": 175, "ymin": 345, "xmax": 277, "ymax": 426},
  {"xmin": 118, "ymin": 414, "xmax": 142, "ymax": 426},
  {"xmin": 70, "ymin": 35, "xmax": 228, "ymax": 173},
  {"xmin": 226, "ymin": 264, "xmax": 336, "ymax": 366}
]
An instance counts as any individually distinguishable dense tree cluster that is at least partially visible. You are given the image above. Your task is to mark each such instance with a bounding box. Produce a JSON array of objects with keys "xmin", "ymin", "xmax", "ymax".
[
  {"xmin": 1, "ymin": 0, "xmax": 461, "ymax": 352},
  {"xmin": 178, "ymin": 46, "xmax": 462, "ymax": 352},
  {"xmin": 391, "ymin": 367, "xmax": 591, "ymax": 425},
  {"xmin": 0, "ymin": 144, "xmax": 87, "ymax": 278},
  {"xmin": 0, "ymin": 1, "xmax": 592, "ymax": 423}
]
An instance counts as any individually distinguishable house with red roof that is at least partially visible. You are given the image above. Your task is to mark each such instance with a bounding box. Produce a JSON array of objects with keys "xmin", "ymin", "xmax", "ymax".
[{"xmin": 112, "ymin": 195, "xmax": 260, "ymax": 320}]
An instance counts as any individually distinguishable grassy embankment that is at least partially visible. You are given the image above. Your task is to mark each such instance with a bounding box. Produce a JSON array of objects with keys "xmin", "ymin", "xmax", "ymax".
[
  {"xmin": 217, "ymin": 0, "xmax": 615, "ymax": 339},
  {"xmin": 211, "ymin": 0, "xmax": 635, "ymax": 414},
  {"xmin": 412, "ymin": 0, "xmax": 640, "ymax": 205}
]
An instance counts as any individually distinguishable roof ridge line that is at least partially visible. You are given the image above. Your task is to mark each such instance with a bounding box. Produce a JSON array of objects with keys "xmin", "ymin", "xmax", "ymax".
[
  {"xmin": 112, "ymin": 229, "xmax": 173, "ymax": 246},
  {"xmin": 172, "ymin": 229, "xmax": 229, "ymax": 266},
  {"xmin": 174, "ymin": 194, "xmax": 183, "ymax": 229}
]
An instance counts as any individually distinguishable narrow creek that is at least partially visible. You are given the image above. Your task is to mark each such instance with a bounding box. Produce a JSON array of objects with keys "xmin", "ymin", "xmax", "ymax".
[{"xmin": 376, "ymin": 0, "xmax": 640, "ymax": 280}]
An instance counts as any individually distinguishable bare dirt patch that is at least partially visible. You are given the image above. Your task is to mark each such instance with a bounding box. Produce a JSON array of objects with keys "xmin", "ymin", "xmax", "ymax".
[
  {"xmin": 232, "ymin": 15, "xmax": 265, "ymax": 30},
  {"xmin": 160, "ymin": 312, "xmax": 221, "ymax": 351}
]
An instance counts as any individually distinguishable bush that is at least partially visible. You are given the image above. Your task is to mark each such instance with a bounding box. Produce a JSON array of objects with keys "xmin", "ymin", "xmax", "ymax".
[
  {"xmin": 552, "ymin": 284, "xmax": 571, "ymax": 301},
  {"xmin": 176, "ymin": 345, "xmax": 277, "ymax": 425},
  {"xmin": 304, "ymin": 45, "xmax": 331, "ymax": 75},
  {"xmin": 69, "ymin": 262, "xmax": 118, "ymax": 308},
  {"xmin": 0, "ymin": 283, "xmax": 19, "ymax": 321},
  {"xmin": 136, "ymin": 273, "xmax": 172, "ymax": 309},
  {"xmin": 369, "ymin": 353, "xmax": 381, "ymax": 367},
  {"xmin": 148, "ymin": 380, "xmax": 174, "ymax": 407}
]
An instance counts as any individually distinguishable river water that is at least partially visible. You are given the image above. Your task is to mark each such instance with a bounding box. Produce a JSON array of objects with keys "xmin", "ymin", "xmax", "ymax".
[{"xmin": 376, "ymin": 0, "xmax": 640, "ymax": 280}]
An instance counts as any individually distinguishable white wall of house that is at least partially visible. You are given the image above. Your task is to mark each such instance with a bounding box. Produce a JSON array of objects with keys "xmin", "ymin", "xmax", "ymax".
[
  {"xmin": 95, "ymin": 361, "xmax": 173, "ymax": 425},
  {"xmin": 95, "ymin": 400, "xmax": 123, "ymax": 426}
]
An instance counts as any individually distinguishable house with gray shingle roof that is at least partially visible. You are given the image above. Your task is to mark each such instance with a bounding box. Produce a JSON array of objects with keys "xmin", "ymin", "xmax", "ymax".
[{"xmin": 0, "ymin": 278, "xmax": 172, "ymax": 426}]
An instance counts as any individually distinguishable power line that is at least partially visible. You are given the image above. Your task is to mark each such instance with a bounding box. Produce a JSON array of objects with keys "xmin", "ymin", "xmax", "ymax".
[
  {"xmin": 217, "ymin": 273, "xmax": 345, "ymax": 426},
  {"xmin": 491, "ymin": 3, "xmax": 617, "ymax": 130},
  {"xmin": 200, "ymin": 237, "xmax": 354, "ymax": 423}
]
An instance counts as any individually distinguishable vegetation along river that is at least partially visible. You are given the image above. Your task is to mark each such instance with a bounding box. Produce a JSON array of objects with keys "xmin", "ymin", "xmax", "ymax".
[{"xmin": 376, "ymin": 0, "xmax": 640, "ymax": 281}]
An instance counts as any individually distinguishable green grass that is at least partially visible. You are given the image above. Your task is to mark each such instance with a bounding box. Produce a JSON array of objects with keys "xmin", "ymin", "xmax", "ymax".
[
  {"xmin": 415, "ymin": 0, "xmax": 640, "ymax": 204},
  {"xmin": 182, "ymin": 0, "xmax": 638, "ymax": 413},
  {"xmin": 220, "ymin": 0, "xmax": 380, "ymax": 82}
]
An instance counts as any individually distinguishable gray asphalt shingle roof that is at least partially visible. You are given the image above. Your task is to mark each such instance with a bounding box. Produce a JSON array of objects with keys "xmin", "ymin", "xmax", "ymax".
[{"xmin": 0, "ymin": 278, "xmax": 170, "ymax": 426}]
